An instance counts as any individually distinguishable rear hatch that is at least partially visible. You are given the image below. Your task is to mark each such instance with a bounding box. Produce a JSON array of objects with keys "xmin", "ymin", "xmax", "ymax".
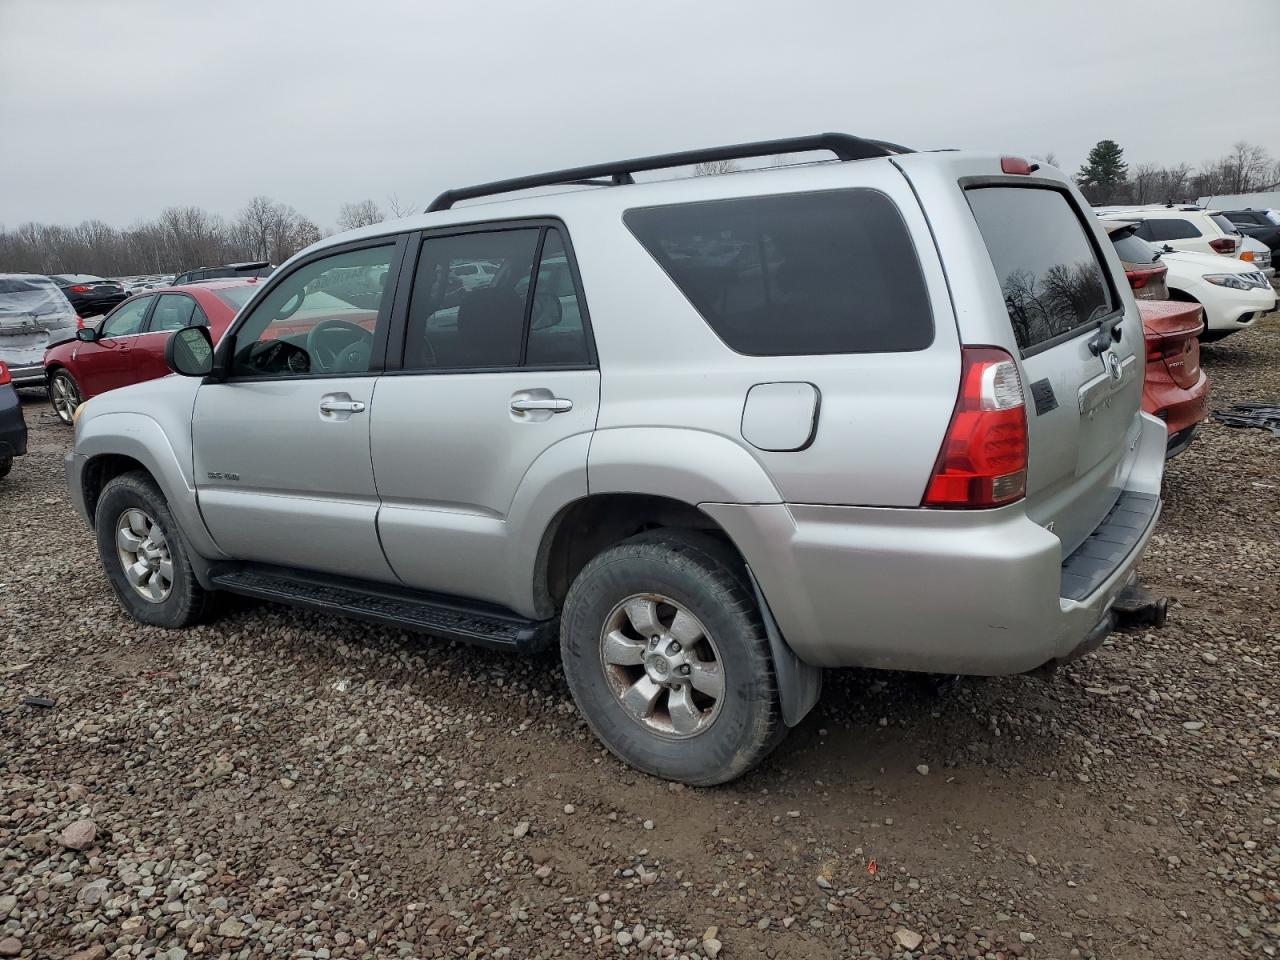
[
  {"xmin": 0, "ymin": 276, "xmax": 78, "ymax": 367},
  {"xmin": 1139, "ymin": 300, "xmax": 1203, "ymax": 389},
  {"xmin": 914, "ymin": 164, "xmax": 1148, "ymax": 559}
]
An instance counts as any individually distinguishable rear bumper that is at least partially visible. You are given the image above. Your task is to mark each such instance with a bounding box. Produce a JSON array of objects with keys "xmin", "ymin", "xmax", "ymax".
[
  {"xmin": 0, "ymin": 387, "xmax": 28, "ymax": 459},
  {"xmin": 1143, "ymin": 368, "xmax": 1209, "ymax": 441},
  {"xmin": 704, "ymin": 413, "xmax": 1167, "ymax": 675},
  {"xmin": 3, "ymin": 363, "xmax": 47, "ymax": 388}
]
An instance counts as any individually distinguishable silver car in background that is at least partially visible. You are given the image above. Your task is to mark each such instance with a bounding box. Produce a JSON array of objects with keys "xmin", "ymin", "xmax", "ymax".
[
  {"xmin": 67, "ymin": 134, "xmax": 1167, "ymax": 784},
  {"xmin": 0, "ymin": 273, "xmax": 78, "ymax": 387}
]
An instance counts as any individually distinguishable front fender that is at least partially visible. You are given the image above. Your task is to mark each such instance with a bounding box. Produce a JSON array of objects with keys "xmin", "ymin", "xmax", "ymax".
[
  {"xmin": 73, "ymin": 411, "xmax": 225, "ymax": 562},
  {"xmin": 588, "ymin": 427, "xmax": 782, "ymax": 505}
]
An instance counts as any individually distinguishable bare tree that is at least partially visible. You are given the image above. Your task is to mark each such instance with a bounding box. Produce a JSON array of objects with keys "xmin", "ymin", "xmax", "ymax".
[
  {"xmin": 385, "ymin": 193, "xmax": 418, "ymax": 218},
  {"xmin": 1130, "ymin": 163, "xmax": 1160, "ymax": 204},
  {"xmin": 693, "ymin": 159, "xmax": 739, "ymax": 176},
  {"xmin": 1031, "ymin": 152, "xmax": 1059, "ymax": 169},
  {"xmin": 1224, "ymin": 140, "xmax": 1273, "ymax": 194},
  {"xmin": 236, "ymin": 196, "xmax": 278, "ymax": 261},
  {"xmin": 336, "ymin": 199, "xmax": 384, "ymax": 232}
]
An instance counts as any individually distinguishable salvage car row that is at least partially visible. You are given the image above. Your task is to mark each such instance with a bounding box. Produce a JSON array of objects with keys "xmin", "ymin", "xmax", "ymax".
[{"xmin": 1, "ymin": 140, "xmax": 1278, "ymax": 783}]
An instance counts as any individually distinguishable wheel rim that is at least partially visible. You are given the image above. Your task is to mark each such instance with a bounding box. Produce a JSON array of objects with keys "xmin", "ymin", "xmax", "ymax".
[
  {"xmin": 599, "ymin": 593, "xmax": 725, "ymax": 739},
  {"xmin": 115, "ymin": 508, "xmax": 173, "ymax": 603},
  {"xmin": 52, "ymin": 376, "xmax": 79, "ymax": 423}
]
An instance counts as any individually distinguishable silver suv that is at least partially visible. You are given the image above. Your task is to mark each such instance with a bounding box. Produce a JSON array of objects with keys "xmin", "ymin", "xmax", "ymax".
[{"xmin": 67, "ymin": 135, "xmax": 1166, "ymax": 785}]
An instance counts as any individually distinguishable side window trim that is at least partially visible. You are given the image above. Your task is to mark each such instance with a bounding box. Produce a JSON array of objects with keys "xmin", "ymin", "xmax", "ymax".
[
  {"xmin": 216, "ymin": 234, "xmax": 410, "ymax": 382},
  {"xmin": 384, "ymin": 217, "xmax": 597, "ymax": 375},
  {"xmin": 518, "ymin": 228, "xmax": 550, "ymax": 366}
]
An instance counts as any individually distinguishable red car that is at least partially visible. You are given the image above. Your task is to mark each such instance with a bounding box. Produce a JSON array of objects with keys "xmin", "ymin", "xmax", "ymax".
[
  {"xmin": 43, "ymin": 279, "xmax": 261, "ymax": 425},
  {"xmin": 1137, "ymin": 299, "xmax": 1209, "ymax": 458}
]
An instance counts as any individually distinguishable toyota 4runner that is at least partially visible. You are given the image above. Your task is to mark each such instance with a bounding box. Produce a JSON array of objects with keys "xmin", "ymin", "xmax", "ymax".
[{"xmin": 67, "ymin": 134, "xmax": 1167, "ymax": 784}]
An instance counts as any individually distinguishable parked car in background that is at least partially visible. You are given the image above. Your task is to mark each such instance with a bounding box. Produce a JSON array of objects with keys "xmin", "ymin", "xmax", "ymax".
[
  {"xmin": 1238, "ymin": 235, "xmax": 1274, "ymax": 282},
  {"xmin": 0, "ymin": 361, "xmax": 28, "ymax": 480},
  {"xmin": 1098, "ymin": 206, "xmax": 1243, "ymax": 258},
  {"xmin": 1136, "ymin": 300, "xmax": 1209, "ymax": 458},
  {"xmin": 1101, "ymin": 220, "xmax": 1169, "ymax": 299},
  {"xmin": 1220, "ymin": 208, "xmax": 1280, "ymax": 263},
  {"xmin": 172, "ymin": 261, "xmax": 273, "ymax": 286},
  {"xmin": 43, "ymin": 278, "xmax": 260, "ymax": 424},
  {"xmin": 0, "ymin": 274, "xmax": 80, "ymax": 387},
  {"xmin": 67, "ymin": 135, "xmax": 1168, "ymax": 784},
  {"xmin": 50, "ymin": 274, "xmax": 129, "ymax": 318},
  {"xmin": 1161, "ymin": 248, "xmax": 1275, "ymax": 340}
]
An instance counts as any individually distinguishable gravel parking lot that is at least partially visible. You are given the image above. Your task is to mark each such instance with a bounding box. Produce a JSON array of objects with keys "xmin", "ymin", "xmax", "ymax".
[{"xmin": 2, "ymin": 319, "xmax": 1278, "ymax": 960}]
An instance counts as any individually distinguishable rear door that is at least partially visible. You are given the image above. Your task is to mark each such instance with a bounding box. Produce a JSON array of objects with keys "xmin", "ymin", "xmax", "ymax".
[
  {"xmin": 369, "ymin": 223, "xmax": 600, "ymax": 608},
  {"xmin": 965, "ymin": 182, "xmax": 1144, "ymax": 555}
]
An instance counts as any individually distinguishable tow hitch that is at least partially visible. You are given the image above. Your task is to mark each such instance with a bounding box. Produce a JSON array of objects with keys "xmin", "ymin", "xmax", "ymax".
[{"xmin": 1111, "ymin": 582, "xmax": 1169, "ymax": 629}]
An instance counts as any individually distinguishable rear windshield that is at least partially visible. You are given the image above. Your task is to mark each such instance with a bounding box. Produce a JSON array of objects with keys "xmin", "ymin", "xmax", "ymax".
[
  {"xmin": 967, "ymin": 187, "xmax": 1116, "ymax": 352},
  {"xmin": 1111, "ymin": 231, "xmax": 1160, "ymax": 266},
  {"xmin": 1210, "ymin": 214, "xmax": 1238, "ymax": 235},
  {"xmin": 624, "ymin": 189, "xmax": 934, "ymax": 356},
  {"xmin": 214, "ymin": 286, "xmax": 258, "ymax": 311}
]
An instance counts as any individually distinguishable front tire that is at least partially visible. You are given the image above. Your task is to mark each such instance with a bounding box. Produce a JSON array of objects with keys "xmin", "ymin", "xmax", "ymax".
[
  {"xmin": 0, "ymin": 455, "xmax": 11, "ymax": 480},
  {"xmin": 560, "ymin": 530, "xmax": 784, "ymax": 785},
  {"xmin": 49, "ymin": 370, "xmax": 82, "ymax": 425},
  {"xmin": 94, "ymin": 471, "xmax": 211, "ymax": 628}
]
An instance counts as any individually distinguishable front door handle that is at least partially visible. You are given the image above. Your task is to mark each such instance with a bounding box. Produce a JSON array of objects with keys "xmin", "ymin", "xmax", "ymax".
[
  {"xmin": 510, "ymin": 397, "xmax": 573, "ymax": 414},
  {"xmin": 319, "ymin": 393, "xmax": 366, "ymax": 421}
]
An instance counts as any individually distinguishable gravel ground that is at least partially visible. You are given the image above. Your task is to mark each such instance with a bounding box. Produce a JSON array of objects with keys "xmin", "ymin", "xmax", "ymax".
[{"xmin": 2, "ymin": 317, "xmax": 1278, "ymax": 960}]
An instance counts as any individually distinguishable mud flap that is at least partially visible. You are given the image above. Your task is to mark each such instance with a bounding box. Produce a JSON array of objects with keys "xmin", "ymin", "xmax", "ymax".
[{"xmin": 747, "ymin": 566, "xmax": 822, "ymax": 727}]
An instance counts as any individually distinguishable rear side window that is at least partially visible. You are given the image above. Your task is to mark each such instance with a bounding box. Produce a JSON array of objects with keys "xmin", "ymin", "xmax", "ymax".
[
  {"xmin": 967, "ymin": 187, "xmax": 1116, "ymax": 352},
  {"xmin": 624, "ymin": 189, "xmax": 933, "ymax": 356},
  {"xmin": 1139, "ymin": 218, "xmax": 1201, "ymax": 241},
  {"xmin": 1210, "ymin": 214, "xmax": 1238, "ymax": 235}
]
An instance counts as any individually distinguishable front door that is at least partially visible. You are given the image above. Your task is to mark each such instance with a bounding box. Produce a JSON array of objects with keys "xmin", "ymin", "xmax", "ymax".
[
  {"xmin": 193, "ymin": 240, "xmax": 403, "ymax": 581},
  {"xmin": 370, "ymin": 225, "xmax": 600, "ymax": 611},
  {"xmin": 78, "ymin": 295, "xmax": 152, "ymax": 396}
]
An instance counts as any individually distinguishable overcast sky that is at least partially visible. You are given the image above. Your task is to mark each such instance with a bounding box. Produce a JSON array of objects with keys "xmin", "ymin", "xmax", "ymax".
[{"xmin": 2, "ymin": 0, "xmax": 1278, "ymax": 229}]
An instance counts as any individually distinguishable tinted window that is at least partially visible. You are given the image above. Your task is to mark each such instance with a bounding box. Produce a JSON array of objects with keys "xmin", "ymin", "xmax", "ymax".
[
  {"xmin": 1210, "ymin": 214, "xmax": 1238, "ymax": 235},
  {"xmin": 1141, "ymin": 218, "xmax": 1201, "ymax": 241},
  {"xmin": 100, "ymin": 297, "xmax": 151, "ymax": 337},
  {"xmin": 626, "ymin": 191, "xmax": 931, "ymax": 355},
  {"xmin": 524, "ymin": 229, "xmax": 590, "ymax": 367},
  {"xmin": 403, "ymin": 228, "xmax": 540, "ymax": 371},
  {"xmin": 967, "ymin": 187, "xmax": 1115, "ymax": 352},
  {"xmin": 1225, "ymin": 211, "xmax": 1259, "ymax": 225},
  {"xmin": 230, "ymin": 244, "xmax": 394, "ymax": 378},
  {"xmin": 214, "ymin": 285, "xmax": 258, "ymax": 311},
  {"xmin": 1110, "ymin": 231, "xmax": 1159, "ymax": 266},
  {"xmin": 150, "ymin": 294, "xmax": 200, "ymax": 332}
]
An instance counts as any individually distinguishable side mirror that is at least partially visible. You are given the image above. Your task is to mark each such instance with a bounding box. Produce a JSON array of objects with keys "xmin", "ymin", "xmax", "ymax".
[
  {"xmin": 75, "ymin": 327, "xmax": 97, "ymax": 342},
  {"xmin": 165, "ymin": 325, "xmax": 214, "ymax": 377}
]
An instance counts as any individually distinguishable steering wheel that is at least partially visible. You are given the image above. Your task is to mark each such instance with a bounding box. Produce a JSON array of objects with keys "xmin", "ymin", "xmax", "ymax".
[{"xmin": 306, "ymin": 318, "xmax": 375, "ymax": 373}]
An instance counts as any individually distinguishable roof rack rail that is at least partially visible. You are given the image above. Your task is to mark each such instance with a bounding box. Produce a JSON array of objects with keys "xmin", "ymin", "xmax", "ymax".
[{"xmin": 425, "ymin": 132, "xmax": 913, "ymax": 212}]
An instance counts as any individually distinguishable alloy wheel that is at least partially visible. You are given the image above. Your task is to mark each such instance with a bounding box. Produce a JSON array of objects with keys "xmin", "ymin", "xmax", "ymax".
[
  {"xmin": 115, "ymin": 508, "xmax": 173, "ymax": 603},
  {"xmin": 51, "ymin": 375, "xmax": 79, "ymax": 424},
  {"xmin": 599, "ymin": 593, "xmax": 725, "ymax": 738}
]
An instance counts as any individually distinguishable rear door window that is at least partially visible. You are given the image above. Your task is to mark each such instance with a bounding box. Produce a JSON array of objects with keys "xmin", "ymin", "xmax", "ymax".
[
  {"xmin": 1141, "ymin": 218, "xmax": 1201, "ymax": 241},
  {"xmin": 624, "ymin": 189, "xmax": 934, "ymax": 356},
  {"xmin": 966, "ymin": 187, "xmax": 1117, "ymax": 353},
  {"xmin": 149, "ymin": 293, "xmax": 202, "ymax": 332}
]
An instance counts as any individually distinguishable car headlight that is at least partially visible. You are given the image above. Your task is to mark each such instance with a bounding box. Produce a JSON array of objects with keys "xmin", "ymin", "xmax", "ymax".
[{"xmin": 1204, "ymin": 273, "xmax": 1256, "ymax": 290}]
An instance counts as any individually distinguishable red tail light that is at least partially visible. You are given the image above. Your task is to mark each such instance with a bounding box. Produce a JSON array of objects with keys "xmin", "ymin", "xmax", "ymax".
[
  {"xmin": 1208, "ymin": 237, "xmax": 1238, "ymax": 254},
  {"xmin": 923, "ymin": 347, "xmax": 1028, "ymax": 509},
  {"xmin": 1125, "ymin": 265, "xmax": 1167, "ymax": 290},
  {"xmin": 0, "ymin": 361, "xmax": 10, "ymax": 386},
  {"xmin": 69, "ymin": 284, "xmax": 91, "ymax": 293},
  {"xmin": 75, "ymin": 316, "xmax": 86, "ymax": 329},
  {"xmin": 1000, "ymin": 156, "xmax": 1032, "ymax": 175}
]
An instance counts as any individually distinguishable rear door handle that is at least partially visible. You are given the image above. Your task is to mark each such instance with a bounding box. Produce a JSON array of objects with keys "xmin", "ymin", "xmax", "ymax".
[{"xmin": 510, "ymin": 397, "xmax": 573, "ymax": 413}]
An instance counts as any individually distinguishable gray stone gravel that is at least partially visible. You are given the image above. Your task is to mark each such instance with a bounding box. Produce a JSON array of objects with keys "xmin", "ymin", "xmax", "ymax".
[{"xmin": 1, "ymin": 317, "xmax": 1278, "ymax": 958}]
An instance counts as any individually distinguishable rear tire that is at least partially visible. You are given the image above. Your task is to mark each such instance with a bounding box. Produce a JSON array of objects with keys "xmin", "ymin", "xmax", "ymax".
[
  {"xmin": 49, "ymin": 370, "xmax": 82, "ymax": 425},
  {"xmin": 94, "ymin": 471, "xmax": 212, "ymax": 628},
  {"xmin": 560, "ymin": 530, "xmax": 784, "ymax": 785},
  {"xmin": 0, "ymin": 455, "xmax": 11, "ymax": 480}
]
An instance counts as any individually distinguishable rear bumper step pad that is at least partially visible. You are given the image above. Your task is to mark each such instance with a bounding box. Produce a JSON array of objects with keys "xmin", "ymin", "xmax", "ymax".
[{"xmin": 1059, "ymin": 491, "xmax": 1159, "ymax": 602}]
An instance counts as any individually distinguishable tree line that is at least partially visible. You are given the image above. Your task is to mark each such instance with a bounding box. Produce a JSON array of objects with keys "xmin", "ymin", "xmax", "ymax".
[
  {"xmin": 1071, "ymin": 139, "xmax": 1280, "ymax": 206},
  {"xmin": 0, "ymin": 196, "xmax": 399, "ymax": 279}
]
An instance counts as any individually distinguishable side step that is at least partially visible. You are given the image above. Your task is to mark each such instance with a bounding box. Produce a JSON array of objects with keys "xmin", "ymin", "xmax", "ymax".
[{"xmin": 208, "ymin": 565, "xmax": 555, "ymax": 654}]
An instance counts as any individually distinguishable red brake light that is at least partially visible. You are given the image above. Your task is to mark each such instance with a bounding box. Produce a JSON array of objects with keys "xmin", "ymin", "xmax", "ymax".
[
  {"xmin": 1208, "ymin": 237, "xmax": 1238, "ymax": 254},
  {"xmin": 75, "ymin": 316, "xmax": 86, "ymax": 329},
  {"xmin": 0, "ymin": 361, "xmax": 9, "ymax": 386},
  {"xmin": 1125, "ymin": 265, "xmax": 1167, "ymax": 290},
  {"xmin": 69, "ymin": 284, "xmax": 90, "ymax": 293},
  {"xmin": 923, "ymin": 347, "xmax": 1028, "ymax": 509},
  {"xmin": 1000, "ymin": 156, "xmax": 1032, "ymax": 175}
]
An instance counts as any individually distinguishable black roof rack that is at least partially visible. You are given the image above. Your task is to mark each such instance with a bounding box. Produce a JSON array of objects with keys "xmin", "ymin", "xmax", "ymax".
[{"xmin": 425, "ymin": 132, "xmax": 913, "ymax": 212}]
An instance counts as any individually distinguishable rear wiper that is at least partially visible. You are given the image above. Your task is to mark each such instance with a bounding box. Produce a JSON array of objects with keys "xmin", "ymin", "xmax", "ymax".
[{"xmin": 1088, "ymin": 308, "xmax": 1122, "ymax": 356}]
